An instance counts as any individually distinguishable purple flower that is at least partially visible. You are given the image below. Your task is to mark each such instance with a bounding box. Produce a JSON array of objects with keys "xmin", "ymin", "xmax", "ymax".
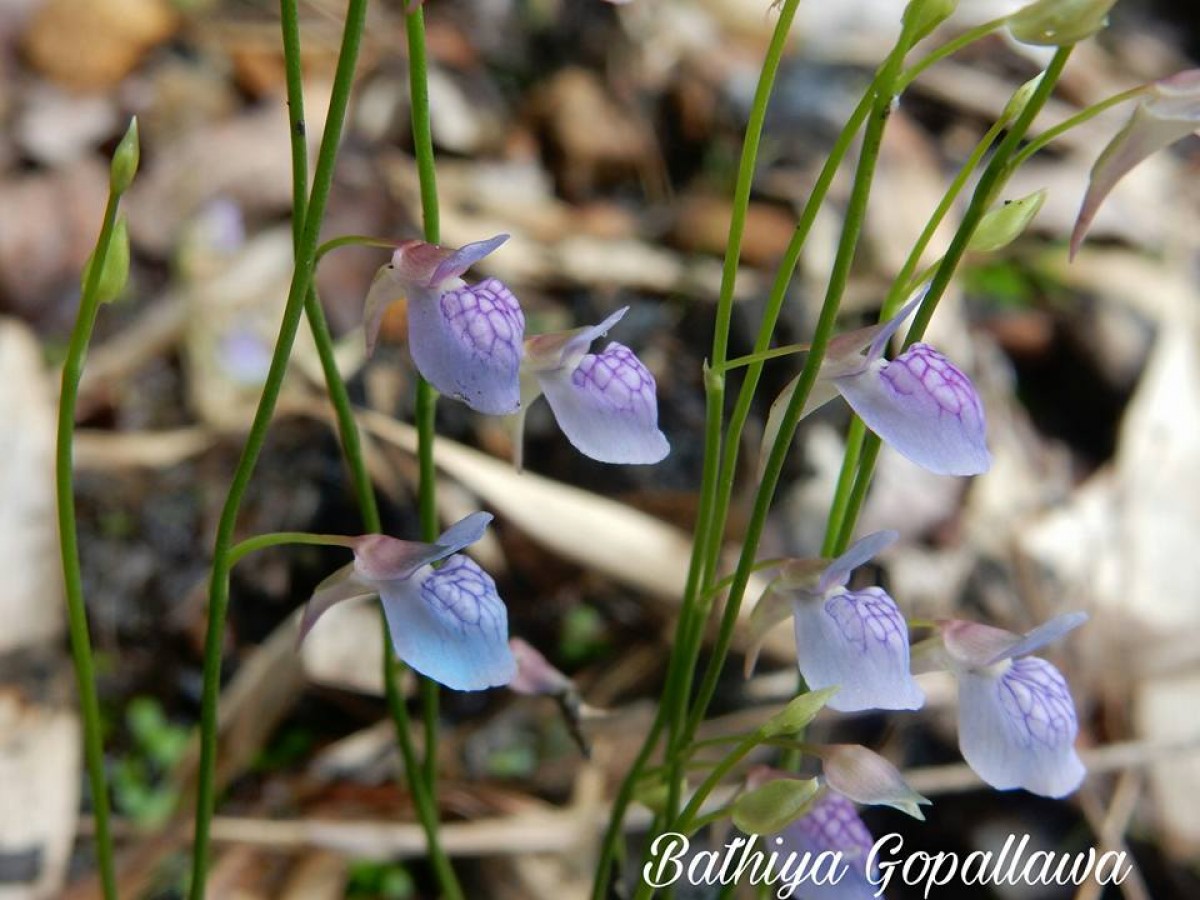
[
  {"xmin": 363, "ymin": 235, "xmax": 525, "ymax": 415},
  {"xmin": 764, "ymin": 293, "xmax": 991, "ymax": 477},
  {"xmin": 1072, "ymin": 69, "xmax": 1200, "ymax": 258},
  {"xmin": 517, "ymin": 307, "xmax": 669, "ymax": 465},
  {"xmin": 777, "ymin": 790, "xmax": 879, "ymax": 900},
  {"xmin": 940, "ymin": 613, "xmax": 1088, "ymax": 797},
  {"xmin": 776, "ymin": 531, "xmax": 924, "ymax": 713},
  {"xmin": 298, "ymin": 512, "xmax": 516, "ymax": 692}
]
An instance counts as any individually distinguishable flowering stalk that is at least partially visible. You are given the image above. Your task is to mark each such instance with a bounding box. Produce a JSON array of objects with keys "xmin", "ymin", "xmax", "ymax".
[
  {"xmin": 404, "ymin": 0, "xmax": 451, "ymax": 819},
  {"xmin": 189, "ymin": 2, "xmax": 368, "ymax": 895},
  {"xmin": 55, "ymin": 119, "xmax": 138, "ymax": 900},
  {"xmin": 822, "ymin": 112, "xmax": 1009, "ymax": 552},
  {"xmin": 828, "ymin": 47, "xmax": 1073, "ymax": 557},
  {"xmin": 277, "ymin": 3, "xmax": 462, "ymax": 893}
]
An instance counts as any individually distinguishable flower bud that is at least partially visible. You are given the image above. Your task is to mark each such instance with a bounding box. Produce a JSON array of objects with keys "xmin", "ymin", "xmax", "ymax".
[
  {"xmin": 82, "ymin": 217, "xmax": 130, "ymax": 305},
  {"xmin": 1001, "ymin": 73, "xmax": 1044, "ymax": 126},
  {"xmin": 1007, "ymin": 0, "xmax": 1117, "ymax": 47},
  {"xmin": 110, "ymin": 117, "xmax": 140, "ymax": 195},
  {"xmin": 903, "ymin": 0, "xmax": 958, "ymax": 45},
  {"xmin": 969, "ymin": 190, "xmax": 1047, "ymax": 253},
  {"xmin": 732, "ymin": 774, "xmax": 820, "ymax": 835},
  {"xmin": 757, "ymin": 686, "xmax": 839, "ymax": 738},
  {"xmin": 821, "ymin": 744, "xmax": 931, "ymax": 819}
]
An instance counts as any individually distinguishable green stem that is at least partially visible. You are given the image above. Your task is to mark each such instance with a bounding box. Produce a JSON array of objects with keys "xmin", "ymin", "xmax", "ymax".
[
  {"xmin": 681, "ymin": 24, "xmax": 914, "ymax": 750},
  {"xmin": 659, "ymin": 0, "xmax": 803, "ymax": 836},
  {"xmin": 280, "ymin": 3, "xmax": 461, "ymax": 895},
  {"xmin": 822, "ymin": 113, "xmax": 1007, "ymax": 553},
  {"xmin": 229, "ymin": 531, "xmax": 355, "ymax": 568},
  {"xmin": 403, "ymin": 0, "xmax": 447, "ymax": 830},
  {"xmin": 833, "ymin": 47, "xmax": 1074, "ymax": 554},
  {"xmin": 897, "ymin": 15, "xmax": 1009, "ymax": 90},
  {"xmin": 316, "ymin": 233, "xmax": 399, "ymax": 261},
  {"xmin": 57, "ymin": 191, "xmax": 122, "ymax": 900},
  {"xmin": 1009, "ymin": 85, "xmax": 1146, "ymax": 170},
  {"xmin": 190, "ymin": 2, "xmax": 369, "ymax": 895}
]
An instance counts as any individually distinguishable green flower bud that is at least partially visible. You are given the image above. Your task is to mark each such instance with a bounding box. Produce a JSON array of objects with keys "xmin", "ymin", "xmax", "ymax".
[
  {"xmin": 110, "ymin": 117, "xmax": 140, "ymax": 195},
  {"xmin": 732, "ymin": 776, "xmax": 819, "ymax": 835},
  {"xmin": 757, "ymin": 686, "xmax": 838, "ymax": 738},
  {"xmin": 82, "ymin": 217, "xmax": 130, "ymax": 305},
  {"xmin": 1001, "ymin": 74, "xmax": 1045, "ymax": 126},
  {"xmin": 903, "ymin": 0, "xmax": 959, "ymax": 45},
  {"xmin": 969, "ymin": 190, "xmax": 1047, "ymax": 253},
  {"xmin": 1007, "ymin": 0, "xmax": 1117, "ymax": 47}
]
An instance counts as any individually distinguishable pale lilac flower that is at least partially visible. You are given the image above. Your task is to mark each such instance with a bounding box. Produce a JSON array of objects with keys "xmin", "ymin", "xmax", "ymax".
[
  {"xmin": 940, "ymin": 612, "xmax": 1088, "ymax": 797},
  {"xmin": 363, "ymin": 235, "xmax": 525, "ymax": 415},
  {"xmin": 517, "ymin": 306, "xmax": 669, "ymax": 465},
  {"xmin": 774, "ymin": 531, "xmax": 924, "ymax": 713},
  {"xmin": 764, "ymin": 293, "xmax": 991, "ymax": 477},
  {"xmin": 1072, "ymin": 70, "xmax": 1200, "ymax": 258},
  {"xmin": 298, "ymin": 512, "xmax": 516, "ymax": 692},
  {"xmin": 776, "ymin": 790, "xmax": 879, "ymax": 900}
]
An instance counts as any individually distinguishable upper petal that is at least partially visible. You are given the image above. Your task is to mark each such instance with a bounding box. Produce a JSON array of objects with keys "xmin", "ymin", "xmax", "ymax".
[
  {"xmin": 957, "ymin": 658, "xmax": 1086, "ymax": 798},
  {"xmin": 391, "ymin": 234, "xmax": 508, "ymax": 289},
  {"xmin": 380, "ymin": 555, "xmax": 516, "ymax": 691},
  {"xmin": 537, "ymin": 342, "xmax": 669, "ymax": 464},
  {"xmin": 834, "ymin": 343, "xmax": 991, "ymax": 476},
  {"xmin": 408, "ymin": 277, "xmax": 525, "ymax": 414},
  {"xmin": 524, "ymin": 307, "xmax": 629, "ymax": 373},
  {"xmin": 793, "ymin": 587, "xmax": 924, "ymax": 713},
  {"xmin": 817, "ymin": 530, "xmax": 898, "ymax": 594}
]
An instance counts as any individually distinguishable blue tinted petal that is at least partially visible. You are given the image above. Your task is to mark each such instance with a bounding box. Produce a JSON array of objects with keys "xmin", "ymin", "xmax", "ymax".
[
  {"xmin": 957, "ymin": 658, "xmax": 1085, "ymax": 797},
  {"xmin": 986, "ymin": 612, "xmax": 1089, "ymax": 665},
  {"xmin": 430, "ymin": 234, "xmax": 509, "ymax": 287},
  {"xmin": 408, "ymin": 277, "xmax": 525, "ymax": 414},
  {"xmin": 380, "ymin": 555, "xmax": 516, "ymax": 691},
  {"xmin": 435, "ymin": 511, "xmax": 493, "ymax": 554},
  {"xmin": 538, "ymin": 342, "xmax": 669, "ymax": 464},
  {"xmin": 834, "ymin": 343, "xmax": 991, "ymax": 476},
  {"xmin": 776, "ymin": 792, "xmax": 878, "ymax": 899},
  {"xmin": 793, "ymin": 587, "xmax": 924, "ymax": 713},
  {"xmin": 817, "ymin": 530, "xmax": 899, "ymax": 594}
]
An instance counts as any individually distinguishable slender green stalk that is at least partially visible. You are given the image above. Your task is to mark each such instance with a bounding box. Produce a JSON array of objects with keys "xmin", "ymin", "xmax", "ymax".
[
  {"xmin": 822, "ymin": 113, "xmax": 1007, "ymax": 552},
  {"xmin": 279, "ymin": 4, "xmax": 461, "ymax": 895},
  {"xmin": 229, "ymin": 531, "xmax": 355, "ymax": 567},
  {"xmin": 680, "ymin": 19, "xmax": 918, "ymax": 748},
  {"xmin": 831, "ymin": 47, "xmax": 1074, "ymax": 554},
  {"xmin": 402, "ymin": 0, "xmax": 448, "ymax": 824},
  {"xmin": 1009, "ymin": 85, "xmax": 1145, "ymax": 170},
  {"xmin": 897, "ymin": 15, "xmax": 1009, "ymax": 90},
  {"xmin": 57, "ymin": 190, "xmax": 122, "ymax": 900},
  {"xmin": 189, "ymin": 3, "xmax": 369, "ymax": 895}
]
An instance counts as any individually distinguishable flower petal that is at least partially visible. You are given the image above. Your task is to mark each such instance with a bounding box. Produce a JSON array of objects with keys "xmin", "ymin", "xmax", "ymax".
[
  {"xmin": 817, "ymin": 530, "xmax": 898, "ymax": 594},
  {"xmin": 435, "ymin": 510, "xmax": 494, "ymax": 554},
  {"xmin": 985, "ymin": 611, "xmax": 1088, "ymax": 665},
  {"xmin": 430, "ymin": 234, "xmax": 509, "ymax": 287},
  {"xmin": 777, "ymin": 792, "xmax": 879, "ymax": 900},
  {"xmin": 362, "ymin": 265, "xmax": 403, "ymax": 357},
  {"xmin": 407, "ymin": 277, "xmax": 525, "ymax": 414},
  {"xmin": 1072, "ymin": 74, "xmax": 1200, "ymax": 258},
  {"xmin": 391, "ymin": 234, "xmax": 508, "ymax": 289},
  {"xmin": 298, "ymin": 563, "xmax": 376, "ymax": 643},
  {"xmin": 538, "ymin": 342, "xmax": 669, "ymax": 464},
  {"xmin": 793, "ymin": 587, "xmax": 924, "ymax": 713},
  {"xmin": 957, "ymin": 658, "xmax": 1086, "ymax": 797},
  {"xmin": 834, "ymin": 343, "xmax": 991, "ymax": 476},
  {"xmin": 380, "ymin": 555, "xmax": 516, "ymax": 691},
  {"xmin": 524, "ymin": 307, "xmax": 628, "ymax": 372}
]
